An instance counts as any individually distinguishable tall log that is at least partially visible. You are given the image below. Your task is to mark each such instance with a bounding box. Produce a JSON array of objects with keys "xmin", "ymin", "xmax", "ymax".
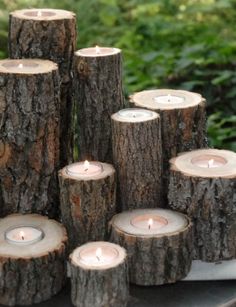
[
  {"xmin": 130, "ymin": 89, "xmax": 208, "ymax": 198},
  {"xmin": 0, "ymin": 59, "xmax": 60, "ymax": 218},
  {"xmin": 168, "ymin": 149, "xmax": 236, "ymax": 261},
  {"xmin": 59, "ymin": 162, "xmax": 116, "ymax": 251},
  {"xmin": 9, "ymin": 9, "xmax": 77, "ymax": 164},
  {"xmin": 69, "ymin": 242, "xmax": 129, "ymax": 307},
  {"xmin": 0, "ymin": 214, "xmax": 68, "ymax": 306},
  {"xmin": 73, "ymin": 47, "xmax": 124, "ymax": 163},
  {"xmin": 109, "ymin": 209, "xmax": 193, "ymax": 285},
  {"xmin": 111, "ymin": 109, "xmax": 163, "ymax": 210}
]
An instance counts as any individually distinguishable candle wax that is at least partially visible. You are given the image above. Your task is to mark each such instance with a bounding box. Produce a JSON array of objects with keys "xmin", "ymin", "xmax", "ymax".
[
  {"xmin": 66, "ymin": 161, "xmax": 103, "ymax": 178},
  {"xmin": 76, "ymin": 47, "xmax": 120, "ymax": 57},
  {"xmin": 118, "ymin": 109, "xmax": 154, "ymax": 121},
  {"xmin": 23, "ymin": 10, "xmax": 56, "ymax": 17},
  {"xmin": 5, "ymin": 226, "xmax": 43, "ymax": 245},
  {"xmin": 191, "ymin": 155, "xmax": 227, "ymax": 168},
  {"xmin": 131, "ymin": 214, "xmax": 168, "ymax": 230},
  {"xmin": 154, "ymin": 94, "xmax": 184, "ymax": 104},
  {"xmin": 79, "ymin": 245, "xmax": 119, "ymax": 266},
  {"xmin": 2, "ymin": 61, "xmax": 39, "ymax": 72}
]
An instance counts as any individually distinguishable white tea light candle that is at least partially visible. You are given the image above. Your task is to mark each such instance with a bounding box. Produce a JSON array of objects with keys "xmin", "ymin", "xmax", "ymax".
[
  {"xmin": 154, "ymin": 94, "xmax": 184, "ymax": 104},
  {"xmin": 66, "ymin": 161, "xmax": 103, "ymax": 178},
  {"xmin": 69, "ymin": 242, "xmax": 129, "ymax": 307},
  {"xmin": 110, "ymin": 209, "xmax": 193, "ymax": 285},
  {"xmin": 5, "ymin": 226, "xmax": 43, "ymax": 246},
  {"xmin": 117, "ymin": 108, "xmax": 155, "ymax": 122}
]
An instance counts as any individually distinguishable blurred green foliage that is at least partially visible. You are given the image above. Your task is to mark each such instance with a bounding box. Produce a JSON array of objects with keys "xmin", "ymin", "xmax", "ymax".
[{"xmin": 0, "ymin": 0, "xmax": 235, "ymax": 150}]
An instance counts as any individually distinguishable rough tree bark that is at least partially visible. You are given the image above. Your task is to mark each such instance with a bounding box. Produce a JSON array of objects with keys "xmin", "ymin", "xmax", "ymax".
[
  {"xmin": 73, "ymin": 48, "xmax": 124, "ymax": 163},
  {"xmin": 0, "ymin": 214, "xmax": 68, "ymax": 306},
  {"xmin": 0, "ymin": 59, "xmax": 60, "ymax": 218},
  {"xmin": 168, "ymin": 149, "xmax": 236, "ymax": 262},
  {"xmin": 58, "ymin": 163, "xmax": 116, "ymax": 251},
  {"xmin": 69, "ymin": 242, "xmax": 129, "ymax": 307},
  {"xmin": 111, "ymin": 111, "xmax": 163, "ymax": 210},
  {"xmin": 130, "ymin": 89, "xmax": 208, "ymax": 198},
  {"xmin": 8, "ymin": 9, "xmax": 77, "ymax": 164},
  {"xmin": 109, "ymin": 209, "xmax": 193, "ymax": 285}
]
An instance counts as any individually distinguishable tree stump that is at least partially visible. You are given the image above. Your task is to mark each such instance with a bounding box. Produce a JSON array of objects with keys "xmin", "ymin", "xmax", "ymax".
[
  {"xmin": 111, "ymin": 109, "xmax": 163, "ymax": 211},
  {"xmin": 0, "ymin": 213, "xmax": 68, "ymax": 306},
  {"xmin": 69, "ymin": 241, "xmax": 129, "ymax": 307},
  {"xmin": 58, "ymin": 162, "xmax": 116, "ymax": 251},
  {"xmin": 73, "ymin": 47, "xmax": 124, "ymax": 163},
  {"xmin": 109, "ymin": 209, "xmax": 193, "ymax": 285},
  {"xmin": 0, "ymin": 59, "xmax": 60, "ymax": 218},
  {"xmin": 168, "ymin": 149, "xmax": 236, "ymax": 262},
  {"xmin": 130, "ymin": 89, "xmax": 208, "ymax": 198},
  {"xmin": 9, "ymin": 9, "xmax": 77, "ymax": 164}
]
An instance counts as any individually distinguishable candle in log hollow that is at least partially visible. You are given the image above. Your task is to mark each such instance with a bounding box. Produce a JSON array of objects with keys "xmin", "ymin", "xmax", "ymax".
[
  {"xmin": 109, "ymin": 209, "xmax": 193, "ymax": 285},
  {"xmin": 69, "ymin": 241, "xmax": 129, "ymax": 307},
  {"xmin": 73, "ymin": 46, "xmax": 124, "ymax": 163},
  {"xmin": 59, "ymin": 161, "xmax": 116, "ymax": 251},
  {"xmin": 168, "ymin": 148, "xmax": 236, "ymax": 261},
  {"xmin": 9, "ymin": 8, "xmax": 77, "ymax": 164},
  {"xmin": 0, "ymin": 214, "xmax": 68, "ymax": 306},
  {"xmin": 111, "ymin": 108, "xmax": 163, "ymax": 210},
  {"xmin": 130, "ymin": 89, "xmax": 208, "ymax": 200},
  {"xmin": 0, "ymin": 59, "xmax": 60, "ymax": 218}
]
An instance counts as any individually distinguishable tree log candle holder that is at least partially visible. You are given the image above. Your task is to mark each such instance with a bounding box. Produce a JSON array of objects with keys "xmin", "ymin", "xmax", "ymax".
[
  {"xmin": 168, "ymin": 148, "xmax": 236, "ymax": 262},
  {"xmin": 69, "ymin": 241, "xmax": 129, "ymax": 307},
  {"xmin": 73, "ymin": 46, "xmax": 124, "ymax": 163},
  {"xmin": 0, "ymin": 213, "xmax": 68, "ymax": 306},
  {"xmin": 109, "ymin": 209, "xmax": 193, "ymax": 286},
  {"xmin": 130, "ymin": 89, "xmax": 208, "ymax": 198},
  {"xmin": 9, "ymin": 8, "xmax": 77, "ymax": 164},
  {"xmin": 58, "ymin": 161, "xmax": 116, "ymax": 251},
  {"xmin": 111, "ymin": 108, "xmax": 163, "ymax": 210},
  {"xmin": 0, "ymin": 59, "xmax": 60, "ymax": 218}
]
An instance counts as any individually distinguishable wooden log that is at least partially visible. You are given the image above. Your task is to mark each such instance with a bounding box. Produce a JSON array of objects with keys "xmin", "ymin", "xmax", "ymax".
[
  {"xmin": 130, "ymin": 89, "xmax": 208, "ymax": 198},
  {"xmin": 9, "ymin": 9, "xmax": 77, "ymax": 165},
  {"xmin": 58, "ymin": 162, "xmax": 116, "ymax": 251},
  {"xmin": 0, "ymin": 59, "xmax": 60, "ymax": 218},
  {"xmin": 73, "ymin": 47, "xmax": 124, "ymax": 163},
  {"xmin": 109, "ymin": 209, "xmax": 193, "ymax": 285},
  {"xmin": 69, "ymin": 241, "xmax": 129, "ymax": 307},
  {"xmin": 0, "ymin": 213, "xmax": 68, "ymax": 306},
  {"xmin": 168, "ymin": 149, "xmax": 236, "ymax": 262},
  {"xmin": 111, "ymin": 109, "xmax": 163, "ymax": 210}
]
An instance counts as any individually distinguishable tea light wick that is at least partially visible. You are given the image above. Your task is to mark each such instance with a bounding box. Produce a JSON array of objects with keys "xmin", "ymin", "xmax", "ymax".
[
  {"xmin": 84, "ymin": 160, "xmax": 90, "ymax": 172},
  {"xmin": 148, "ymin": 218, "xmax": 153, "ymax": 230},
  {"xmin": 20, "ymin": 231, "xmax": 25, "ymax": 241},
  {"xmin": 167, "ymin": 94, "xmax": 171, "ymax": 103},
  {"xmin": 37, "ymin": 10, "xmax": 42, "ymax": 17},
  {"xmin": 96, "ymin": 247, "xmax": 102, "ymax": 262},
  {"xmin": 208, "ymin": 159, "xmax": 214, "ymax": 168},
  {"xmin": 95, "ymin": 45, "xmax": 101, "ymax": 55}
]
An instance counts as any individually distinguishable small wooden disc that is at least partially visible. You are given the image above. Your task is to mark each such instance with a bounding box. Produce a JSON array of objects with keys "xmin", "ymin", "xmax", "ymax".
[
  {"xmin": 0, "ymin": 214, "xmax": 67, "ymax": 258},
  {"xmin": 75, "ymin": 47, "xmax": 121, "ymax": 57},
  {"xmin": 170, "ymin": 149, "xmax": 236, "ymax": 178},
  {"xmin": 10, "ymin": 8, "xmax": 75, "ymax": 20},
  {"xmin": 0, "ymin": 59, "xmax": 58, "ymax": 75},
  {"xmin": 130, "ymin": 89, "xmax": 204, "ymax": 110},
  {"xmin": 112, "ymin": 209, "xmax": 188, "ymax": 236},
  {"xmin": 60, "ymin": 162, "xmax": 115, "ymax": 181}
]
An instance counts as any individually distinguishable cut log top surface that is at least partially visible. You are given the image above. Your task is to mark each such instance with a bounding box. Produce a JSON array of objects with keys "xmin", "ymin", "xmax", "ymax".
[
  {"xmin": 111, "ymin": 209, "xmax": 189, "ymax": 237},
  {"xmin": 112, "ymin": 108, "xmax": 159, "ymax": 123},
  {"xmin": 0, "ymin": 214, "xmax": 67, "ymax": 259},
  {"xmin": 10, "ymin": 8, "xmax": 75, "ymax": 20},
  {"xmin": 130, "ymin": 89, "xmax": 204, "ymax": 110},
  {"xmin": 59, "ymin": 162, "xmax": 115, "ymax": 181},
  {"xmin": 75, "ymin": 47, "xmax": 121, "ymax": 57},
  {"xmin": 0, "ymin": 59, "xmax": 58, "ymax": 75},
  {"xmin": 170, "ymin": 149, "xmax": 236, "ymax": 178},
  {"xmin": 70, "ymin": 241, "xmax": 127, "ymax": 270}
]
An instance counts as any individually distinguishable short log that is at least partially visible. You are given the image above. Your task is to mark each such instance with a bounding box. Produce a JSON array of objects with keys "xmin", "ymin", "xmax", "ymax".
[
  {"xmin": 111, "ymin": 109, "xmax": 163, "ymax": 210},
  {"xmin": 0, "ymin": 59, "xmax": 60, "ymax": 218},
  {"xmin": 130, "ymin": 89, "xmax": 208, "ymax": 197},
  {"xmin": 69, "ymin": 242, "xmax": 129, "ymax": 307},
  {"xmin": 9, "ymin": 9, "xmax": 77, "ymax": 164},
  {"xmin": 0, "ymin": 214, "xmax": 68, "ymax": 306},
  {"xmin": 58, "ymin": 162, "xmax": 116, "ymax": 251},
  {"xmin": 168, "ymin": 149, "xmax": 236, "ymax": 261},
  {"xmin": 109, "ymin": 209, "xmax": 193, "ymax": 285},
  {"xmin": 73, "ymin": 47, "xmax": 124, "ymax": 163}
]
